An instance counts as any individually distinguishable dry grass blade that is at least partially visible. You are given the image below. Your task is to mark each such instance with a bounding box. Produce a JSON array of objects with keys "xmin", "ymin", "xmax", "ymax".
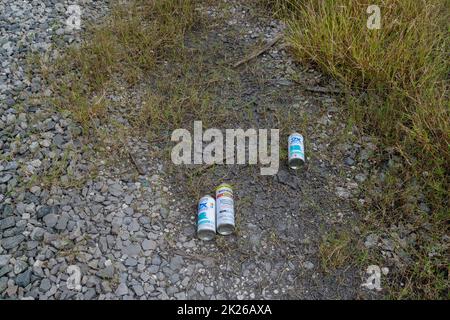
[{"xmin": 233, "ymin": 33, "xmax": 283, "ymax": 68}]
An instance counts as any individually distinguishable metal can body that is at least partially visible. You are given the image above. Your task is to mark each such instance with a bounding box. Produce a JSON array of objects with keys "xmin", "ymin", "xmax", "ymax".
[
  {"xmin": 215, "ymin": 183, "xmax": 235, "ymax": 235},
  {"xmin": 197, "ymin": 195, "xmax": 216, "ymax": 241},
  {"xmin": 288, "ymin": 132, "xmax": 305, "ymax": 169}
]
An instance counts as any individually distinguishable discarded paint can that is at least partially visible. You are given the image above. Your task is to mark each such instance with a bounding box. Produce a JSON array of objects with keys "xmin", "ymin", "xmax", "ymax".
[
  {"xmin": 197, "ymin": 195, "xmax": 216, "ymax": 241},
  {"xmin": 215, "ymin": 183, "xmax": 235, "ymax": 235},
  {"xmin": 288, "ymin": 132, "xmax": 305, "ymax": 169}
]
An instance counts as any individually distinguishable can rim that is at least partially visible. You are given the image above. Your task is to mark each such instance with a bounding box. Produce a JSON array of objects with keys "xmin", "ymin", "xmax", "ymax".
[
  {"xmin": 199, "ymin": 195, "xmax": 214, "ymax": 201},
  {"xmin": 215, "ymin": 183, "xmax": 232, "ymax": 191}
]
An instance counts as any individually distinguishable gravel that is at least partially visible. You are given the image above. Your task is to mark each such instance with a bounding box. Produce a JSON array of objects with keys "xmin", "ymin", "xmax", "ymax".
[
  {"xmin": 115, "ymin": 283, "xmax": 128, "ymax": 296},
  {"xmin": 0, "ymin": 277, "xmax": 7, "ymax": 293},
  {"xmin": 43, "ymin": 213, "xmax": 58, "ymax": 228},
  {"xmin": 141, "ymin": 239, "xmax": 156, "ymax": 251},
  {"xmin": 364, "ymin": 234, "xmax": 379, "ymax": 248},
  {"xmin": 0, "ymin": 255, "xmax": 11, "ymax": 267},
  {"xmin": 39, "ymin": 278, "xmax": 51, "ymax": 292},
  {"xmin": 15, "ymin": 269, "xmax": 32, "ymax": 287},
  {"xmin": 0, "ymin": 0, "xmax": 392, "ymax": 301},
  {"xmin": 0, "ymin": 266, "xmax": 11, "ymax": 277},
  {"xmin": 1, "ymin": 235, "xmax": 25, "ymax": 250}
]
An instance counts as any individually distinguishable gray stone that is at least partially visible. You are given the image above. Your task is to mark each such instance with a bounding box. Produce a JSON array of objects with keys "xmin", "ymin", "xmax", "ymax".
[
  {"xmin": 174, "ymin": 292, "xmax": 186, "ymax": 300},
  {"xmin": 169, "ymin": 255, "xmax": 184, "ymax": 270},
  {"xmin": 419, "ymin": 202, "xmax": 430, "ymax": 214},
  {"xmin": 55, "ymin": 213, "xmax": 69, "ymax": 230},
  {"xmin": 303, "ymin": 261, "xmax": 314, "ymax": 270},
  {"xmin": 276, "ymin": 170, "xmax": 301, "ymax": 190},
  {"xmin": 39, "ymin": 278, "xmax": 51, "ymax": 292},
  {"xmin": 29, "ymin": 142, "xmax": 39, "ymax": 153},
  {"xmin": 1, "ymin": 204, "xmax": 13, "ymax": 217},
  {"xmin": 30, "ymin": 227, "xmax": 45, "ymax": 241},
  {"xmin": 0, "ymin": 277, "xmax": 7, "ymax": 293},
  {"xmin": 97, "ymin": 265, "xmax": 115, "ymax": 279},
  {"xmin": 132, "ymin": 284, "xmax": 144, "ymax": 297},
  {"xmin": 204, "ymin": 286, "xmax": 214, "ymax": 295},
  {"xmin": 196, "ymin": 283, "xmax": 204, "ymax": 291},
  {"xmin": 140, "ymin": 272, "xmax": 150, "ymax": 282},
  {"xmin": 123, "ymin": 244, "xmax": 141, "ymax": 258},
  {"xmin": 344, "ymin": 157, "xmax": 355, "ymax": 166},
  {"xmin": 15, "ymin": 268, "xmax": 32, "ymax": 287},
  {"xmin": 100, "ymin": 281, "xmax": 112, "ymax": 293},
  {"xmin": 124, "ymin": 207, "xmax": 134, "ymax": 216},
  {"xmin": 139, "ymin": 216, "xmax": 150, "ymax": 225},
  {"xmin": 381, "ymin": 238, "xmax": 394, "ymax": 252},
  {"xmin": 84, "ymin": 288, "xmax": 97, "ymax": 300},
  {"xmin": 0, "ymin": 174, "xmax": 12, "ymax": 184},
  {"xmin": 142, "ymin": 239, "xmax": 156, "ymax": 251},
  {"xmin": 36, "ymin": 206, "xmax": 58, "ymax": 219},
  {"xmin": 364, "ymin": 234, "xmax": 379, "ymax": 248},
  {"xmin": 167, "ymin": 285, "xmax": 178, "ymax": 295},
  {"xmin": 108, "ymin": 183, "xmax": 123, "ymax": 197},
  {"xmin": 335, "ymin": 187, "xmax": 351, "ymax": 199},
  {"xmin": 111, "ymin": 217, "xmax": 123, "ymax": 233},
  {"xmin": 14, "ymin": 260, "xmax": 28, "ymax": 274},
  {"xmin": 180, "ymin": 276, "xmax": 190, "ymax": 287},
  {"xmin": 1, "ymin": 235, "xmax": 25, "ymax": 250},
  {"xmin": 128, "ymin": 220, "xmax": 139, "ymax": 232},
  {"xmin": 148, "ymin": 265, "xmax": 159, "ymax": 274},
  {"xmin": 53, "ymin": 134, "xmax": 65, "ymax": 147},
  {"xmin": 355, "ymin": 173, "xmax": 367, "ymax": 183},
  {"xmin": 0, "ymin": 255, "xmax": 11, "ymax": 267},
  {"xmin": 115, "ymin": 283, "xmax": 128, "ymax": 296},
  {"xmin": 43, "ymin": 213, "xmax": 58, "ymax": 228},
  {"xmin": 30, "ymin": 186, "xmax": 41, "ymax": 195},
  {"xmin": 123, "ymin": 217, "xmax": 132, "ymax": 226},
  {"xmin": 125, "ymin": 257, "xmax": 137, "ymax": 267},
  {"xmin": 151, "ymin": 255, "xmax": 161, "ymax": 266},
  {"xmin": 27, "ymin": 241, "xmax": 39, "ymax": 250},
  {"xmin": 39, "ymin": 137, "xmax": 51, "ymax": 148},
  {"xmin": 99, "ymin": 237, "xmax": 108, "ymax": 253},
  {"xmin": 160, "ymin": 208, "xmax": 168, "ymax": 218},
  {"xmin": 124, "ymin": 195, "xmax": 133, "ymax": 205},
  {"xmin": 0, "ymin": 265, "xmax": 12, "ymax": 277},
  {"xmin": 170, "ymin": 273, "xmax": 180, "ymax": 284},
  {"xmin": 0, "ymin": 216, "xmax": 15, "ymax": 230}
]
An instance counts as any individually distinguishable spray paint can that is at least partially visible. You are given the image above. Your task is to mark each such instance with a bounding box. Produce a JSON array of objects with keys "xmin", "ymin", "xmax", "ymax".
[
  {"xmin": 215, "ymin": 183, "xmax": 235, "ymax": 235},
  {"xmin": 288, "ymin": 132, "xmax": 305, "ymax": 169},
  {"xmin": 197, "ymin": 195, "xmax": 216, "ymax": 241}
]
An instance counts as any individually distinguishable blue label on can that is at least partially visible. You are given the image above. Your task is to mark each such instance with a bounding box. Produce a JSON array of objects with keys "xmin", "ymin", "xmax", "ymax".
[
  {"xmin": 197, "ymin": 196, "xmax": 216, "ymax": 232},
  {"xmin": 288, "ymin": 133, "xmax": 305, "ymax": 162}
]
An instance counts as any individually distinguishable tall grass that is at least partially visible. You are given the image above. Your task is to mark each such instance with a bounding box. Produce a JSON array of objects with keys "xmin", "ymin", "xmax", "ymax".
[
  {"xmin": 74, "ymin": 0, "xmax": 196, "ymax": 89},
  {"xmin": 48, "ymin": 0, "xmax": 197, "ymax": 132},
  {"xmin": 277, "ymin": 0, "xmax": 449, "ymax": 298}
]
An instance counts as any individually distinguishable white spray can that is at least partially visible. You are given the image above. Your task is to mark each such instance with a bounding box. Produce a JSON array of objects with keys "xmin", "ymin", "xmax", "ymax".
[
  {"xmin": 288, "ymin": 132, "xmax": 305, "ymax": 169},
  {"xmin": 215, "ymin": 183, "xmax": 235, "ymax": 235},
  {"xmin": 197, "ymin": 195, "xmax": 216, "ymax": 241}
]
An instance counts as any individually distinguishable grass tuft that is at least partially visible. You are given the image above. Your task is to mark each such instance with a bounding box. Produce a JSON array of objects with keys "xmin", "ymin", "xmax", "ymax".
[
  {"xmin": 278, "ymin": 0, "xmax": 449, "ymax": 299},
  {"xmin": 47, "ymin": 0, "xmax": 197, "ymax": 132}
]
